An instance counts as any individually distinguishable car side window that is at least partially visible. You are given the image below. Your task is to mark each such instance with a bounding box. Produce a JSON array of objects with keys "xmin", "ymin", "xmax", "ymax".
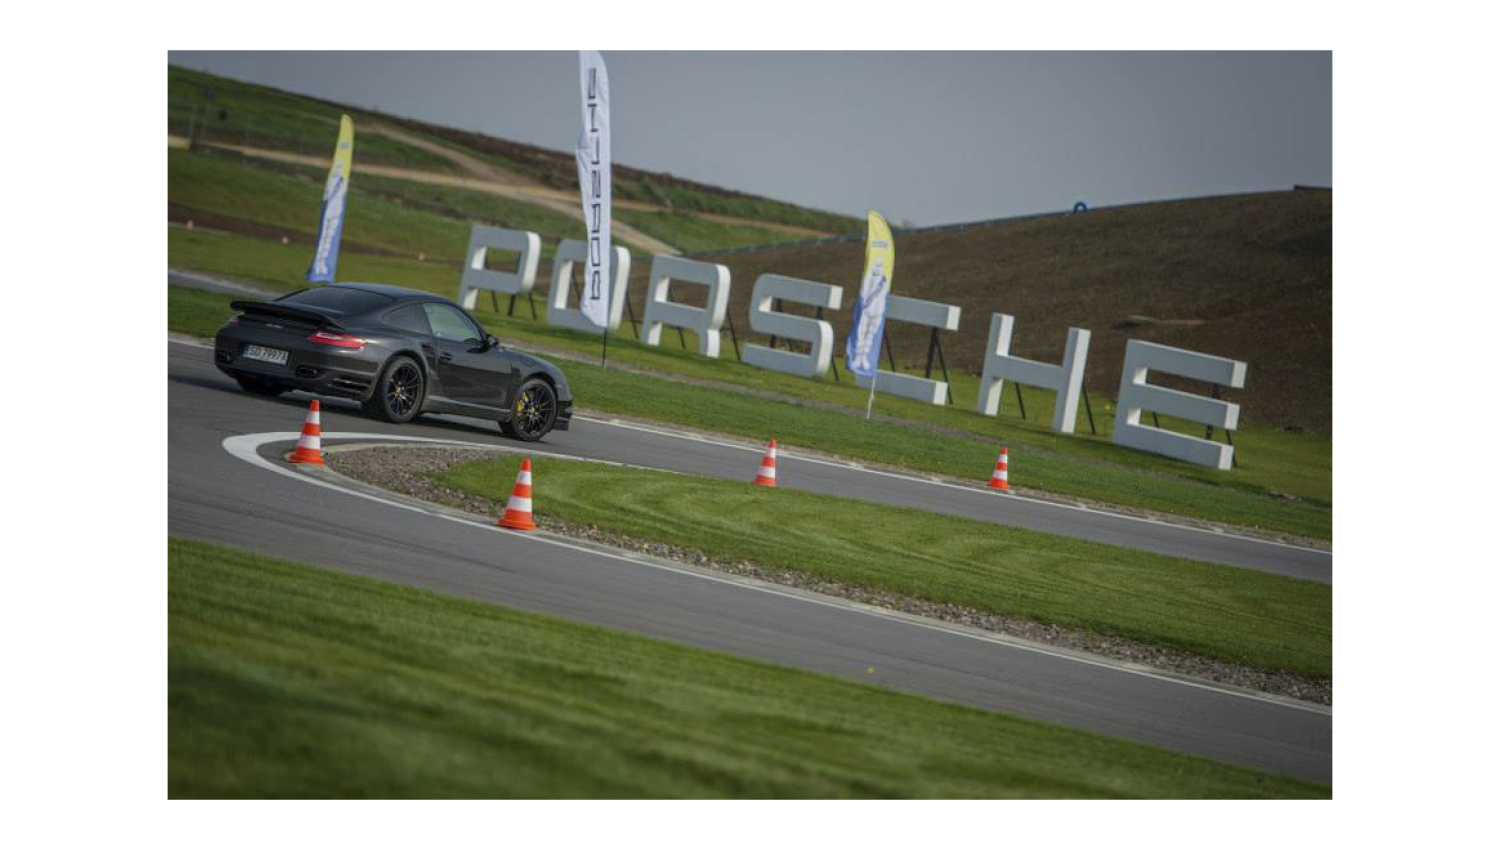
[
  {"xmin": 423, "ymin": 303, "xmax": 482, "ymax": 345},
  {"xmin": 386, "ymin": 305, "xmax": 433, "ymax": 336}
]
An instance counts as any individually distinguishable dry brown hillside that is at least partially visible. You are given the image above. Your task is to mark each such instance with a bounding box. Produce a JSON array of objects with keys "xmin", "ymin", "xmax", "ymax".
[{"xmin": 671, "ymin": 189, "xmax": 1331, "ymax": 434}]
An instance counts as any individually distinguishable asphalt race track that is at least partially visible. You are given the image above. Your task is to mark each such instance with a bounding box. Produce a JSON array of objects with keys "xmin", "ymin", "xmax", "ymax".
[
  {"xmin": 542, "ymin": 417, "xmax": 1330, "ymax": 583},
  {"xmin": 167, "ymin": 338, "xmax": 1332, "ymax": 783},
  {"xmin": 170, "ymin": 269, "xmax": 1332, "ymax": 584}
]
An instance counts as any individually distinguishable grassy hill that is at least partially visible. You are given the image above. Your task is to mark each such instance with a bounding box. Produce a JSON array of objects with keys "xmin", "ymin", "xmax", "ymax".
[
  {"xmin": 695, "ymin": 190, "xmax": 1333, "ymax": 434},
  {"xmin": 379, "ymin": 110, "xmax": 862, "ymax": 235},
  {"xmin": 167, "ymin": 64, "xmax": 863, "ymax": 253}
]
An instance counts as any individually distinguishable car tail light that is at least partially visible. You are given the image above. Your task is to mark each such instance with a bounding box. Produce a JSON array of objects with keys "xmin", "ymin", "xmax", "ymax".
[
  {"xmin": 225, "ymin": 316, "xmax": 240, "ymax": 328},
  {"xmin": 309, "ymin": 330, "xmax": 367, "ymax": 349}
]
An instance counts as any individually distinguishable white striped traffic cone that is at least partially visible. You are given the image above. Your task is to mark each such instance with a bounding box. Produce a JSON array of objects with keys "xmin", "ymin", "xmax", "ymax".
[
  {"xmin": 497, "ymin": 458, "xmax": 537, "ymax": 530},
  {"xmin": 754, "ymin": 439, "xmax": 778, "ymax": 487},
  {"xmin": 289, "ymin": 399, "xmax": 324, "ymax": 465},
  {"xmin": 987, "ymin": 445, "xmax": 1010, "ymax": 492}
]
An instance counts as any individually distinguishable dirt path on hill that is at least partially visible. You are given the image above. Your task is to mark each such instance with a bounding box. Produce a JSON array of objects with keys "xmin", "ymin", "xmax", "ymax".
[
  {"xmin": 172, "ymin": 136, "xmax": 679, "ymax": 256},
  {"xmin": 363, "ymin": 122, "xmax": 541, "ymax": 188},
  {"xmin": 172, "ymin": 132, "xmax": 837, "ymax": 253},
  {"xmin": 360, "ymin": 124, "xmax": 833, "ymax": 238}
]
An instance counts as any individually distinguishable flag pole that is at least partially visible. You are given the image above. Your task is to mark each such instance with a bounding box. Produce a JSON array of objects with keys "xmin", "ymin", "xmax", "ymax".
[{"xmin": 865, "ymin": 371, "xmax": 878, "ymax": 419}]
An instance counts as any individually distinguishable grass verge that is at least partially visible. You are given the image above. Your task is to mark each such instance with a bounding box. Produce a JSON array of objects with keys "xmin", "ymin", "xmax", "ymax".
[
  {"xmin": 170, "ymin": 228, "xmax": 451, "ymax": 294},
  {"xmin": 168, "ymin": 285, "xmax": 242, "ymax": 338},
  {"xmin": 168, "ymin": 536, "xmax": 1327, "ymax": 798},
  {"xmin": 166, "ymin": 279, "xmax": 1331, "ymax": 538},
  {"xmin": 435, "ymin": 456, "xmax": 1331, "ymax": 678},
  {"xmin": 170, "ymin": 148, "xmax": 473, "ymax": 262}
]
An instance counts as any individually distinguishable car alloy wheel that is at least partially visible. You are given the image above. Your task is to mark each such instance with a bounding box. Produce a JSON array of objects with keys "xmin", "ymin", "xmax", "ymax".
[{"xmin": 509, "ymin": 379, "xmax": 556, "ymax": 441}]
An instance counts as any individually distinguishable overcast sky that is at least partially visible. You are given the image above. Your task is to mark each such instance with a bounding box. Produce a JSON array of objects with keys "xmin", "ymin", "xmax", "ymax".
[{"xmin": 168, "ymin": 51, "xmax": 1331, "ymax": 226}]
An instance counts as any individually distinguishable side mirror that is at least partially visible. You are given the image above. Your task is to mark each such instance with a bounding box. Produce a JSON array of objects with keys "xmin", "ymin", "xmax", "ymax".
[{"xmin": 484, "ymin": 333, "xmax": 500, "ymax": 351}]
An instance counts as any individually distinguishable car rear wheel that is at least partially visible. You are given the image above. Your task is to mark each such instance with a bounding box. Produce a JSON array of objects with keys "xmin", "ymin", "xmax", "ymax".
[
  {"xmin": 500, "ymin": 378, "xmax": 556, "ymax": 442},
  {"xmin": 235, "ymin": 375, "xmax": 287, "ymax": 396},
  {"xmin": 366, "ymin": 356, "xmax": 425, "ymax": 424}
]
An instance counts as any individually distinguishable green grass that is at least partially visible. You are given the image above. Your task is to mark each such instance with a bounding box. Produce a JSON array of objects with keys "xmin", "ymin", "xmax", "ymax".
[
  {"xmin": 168, "ymin": 285, "xmax": 241, "ymax": 337},
  {"xmin": 346, "ymin": 170, "xmax": 591, "ymax": 245},
  {"xmin": 170, "ymin": 149, "xmax": 473, "ymax": 261},
  {"xmin": 437, "ymin": 456, "xmax": 1331, "ymax": 678},
  {"xmin": 169, "ymin": 66, "xmax": 457, "ymax": 172},
  {"xmin": 170, "ymin": 227, "xmax": 454, "ymax": 293},
  {"xmin": 170, "ymin": 64, "xmax": 859, "ymax": 242},
  {"xmin": 168, "ymin": 536, "xmax": 1327, "ymax": 798},
  {"xmin": 164, "ymin": 270, "xmax": 1331, "ymax": 539},
  {"xmin": 171, "ymin": 147, "xmax": 751, "ymax": 261}
]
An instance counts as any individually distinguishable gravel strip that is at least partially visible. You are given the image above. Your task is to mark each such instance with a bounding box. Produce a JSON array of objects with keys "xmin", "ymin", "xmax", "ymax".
[{"xmin": 329, "ymin": 444, "xmax": 1331, "ymax": 706}]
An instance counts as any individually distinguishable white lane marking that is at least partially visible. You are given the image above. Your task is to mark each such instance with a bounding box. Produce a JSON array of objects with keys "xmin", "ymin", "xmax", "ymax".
[
  {"xmin": 574, "ymin": 414, "xmax": 1333, "ymax": 559},
  {"xmin": 170, "ymin": 339, "xmax": 1327, "ymax": 560},
  {"xmin": 221, "ymin": 430, "xmax": 1331, "ymax": 717}
]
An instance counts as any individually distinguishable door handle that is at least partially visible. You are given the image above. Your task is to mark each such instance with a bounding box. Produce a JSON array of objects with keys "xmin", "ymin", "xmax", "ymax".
[{"xmin": 438, "ymin": 352, "xmax": 454, "ymax": 363}]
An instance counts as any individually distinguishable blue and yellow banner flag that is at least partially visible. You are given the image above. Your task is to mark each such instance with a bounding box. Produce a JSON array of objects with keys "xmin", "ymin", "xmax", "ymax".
[
  {"xmin": 845, "ymin": 211, "xmax": 895, "ymax": 379},
  {"xmin": 307, "ymin": 115, "xmax": 354, "ymax": 282}
]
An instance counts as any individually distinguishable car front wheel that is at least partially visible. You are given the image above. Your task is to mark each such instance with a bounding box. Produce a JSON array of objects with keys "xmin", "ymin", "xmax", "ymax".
[
  {"xmin": 500, "ymin": 377, "xmax": 557, "ymax": 442},
  {"xmin": 366, "ymin": 356, "xmax": 425, "ymax": 424}
]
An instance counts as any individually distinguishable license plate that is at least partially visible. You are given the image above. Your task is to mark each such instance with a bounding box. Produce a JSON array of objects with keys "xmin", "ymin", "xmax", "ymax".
[{"xmin": 243, "ymin": 344, "xmax": 289, "ymax": 365}]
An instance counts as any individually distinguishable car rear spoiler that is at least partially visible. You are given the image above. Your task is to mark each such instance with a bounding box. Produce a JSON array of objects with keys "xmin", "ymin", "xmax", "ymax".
[{"xmin": 230, "ymin": 300, "xmax": 346, "ymax": 330}]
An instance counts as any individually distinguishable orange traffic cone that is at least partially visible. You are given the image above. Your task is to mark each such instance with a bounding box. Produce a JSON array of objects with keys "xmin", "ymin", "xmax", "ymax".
[
  {"xmin": 754, "ymin": 439, "xmax": 778, "ymax": 487},
  {"xmin": 288, "ymin": 399, "xmax": 325, "ymax": 465},
  {"xmin": 987, "ymin": 445, "xmax": 1010, "ymax": 492},
  {"xmin": 497, "ymin": 458, "xmax": 537, "ymax": 530}
]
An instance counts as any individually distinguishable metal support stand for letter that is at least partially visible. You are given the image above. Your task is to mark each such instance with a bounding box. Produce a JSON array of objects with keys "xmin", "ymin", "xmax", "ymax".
[
  {"xmin": 921, "ymin": 327, "xmax": 955, "ymax": 405},
  {"xmin": 725, "ymin": 310, "xmax": 741, "ymax": 361},
  {"xmin": 1204, "ymin": 384, "xmax": 1238, "ymax": 468}
]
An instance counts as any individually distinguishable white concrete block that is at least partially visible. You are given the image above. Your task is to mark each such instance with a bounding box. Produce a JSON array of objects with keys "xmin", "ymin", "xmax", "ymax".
[
  {"xmin": 640, "ymin": 255, "xmax": 732, "ymax": 358},
  {"xmin": 457, "ymin": 225, "xmax": 541, "ymax": 311},
  {"xmin": 853, "ymin": 295, "xmax": 962, "ymax": 405},
  {"xmin": 742, "ymin": 274, "xmax": 844, "ymax": 379},
  {"xmin": 976, "ymin": 313, "xmax": 1092, "ymax": 433},
  {"xmin": 1112, "ymin": 340, "xmax": 1248, "ymax": 469},
  {"xmin": 547, "ymin": 239, "xmax": 631, "ymax": 333}
]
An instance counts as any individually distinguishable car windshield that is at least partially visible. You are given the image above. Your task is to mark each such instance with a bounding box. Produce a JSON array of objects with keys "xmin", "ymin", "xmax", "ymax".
[{"xmin": 278, "ymin": 287, "xmax": 395, "ymax": 314}]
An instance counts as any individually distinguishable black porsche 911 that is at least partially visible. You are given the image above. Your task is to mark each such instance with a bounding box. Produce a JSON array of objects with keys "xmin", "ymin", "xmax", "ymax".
[{"xmin": 214, "ymin": 282, "xmax": 573, "ymax": 441}]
